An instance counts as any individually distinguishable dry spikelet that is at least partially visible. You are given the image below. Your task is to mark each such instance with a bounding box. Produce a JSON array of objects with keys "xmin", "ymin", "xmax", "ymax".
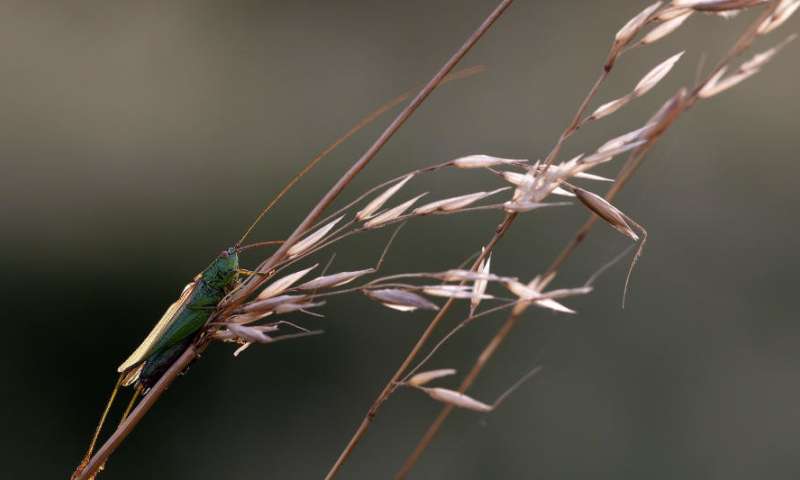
[
  {"xmin": 408, "ymin": 369, "xmax": 457, "ymax": 387},
  {"xmin": 436, "ymin": 269, "xmax": 505, "ymax": 283},
  {"xmin": 503, "ymin": 200, "xmax": 568, "ymax": 213},
  {"xmin": 287, "ymin": 217, "xmax": 344, "ymax": 258},
  {"xmin": 634, "ymin": 51, "xmax": 684, "ymax": 97},
  {"xmin": 422, "ymin": 285, "xmax": 490, "ymax": 299},
  {"xmin": 506, "ymin": 281, "xmax": 577, "ymax": 314},
  {"xmin": 227, "ymin": 324, "xmax": 274, "ymax": 344},
  {"xmin": 297, "ymin": 268, "xmax": 375, "ymax": 290},
  {"xmin": 584, "ymin": 139, "xmax": 648, "ymax": 165},
  {"xmin": 574, "ymin": 172, "xmax": 614, "ymax": 182},
  {"xmin": 655, "ymin": 6, "xmax": 693, "ymax": 20},
  {"xmin": 641, "ymin": 11, "xmax": 693, "ymax": 44},
  {"xmin": 589, "ymin": 96, "xmax": 632, "ymax": 120},
  {"xmin": 420, "ymin": 387, "xmax": 493, "ymax": 412},
  {"xmin": 273, "ymin": 300, "xmax": 325, "ymax": 315},
  {"xmin": 364, "ymin": 288, "xmax": 440, "ymax": 312},
  {"xmin": 698, "ymin": 67, "xmax": 758, "ymax": 97},
  {"xmin": 356, "ymin": 174, "xmax": 414, "ymax": 221},
  {"xmin": 598, "ymin": 126, "xmax": 653, "ymax": 153},
  {"xmin": 501, "ymin": 171, "xmax": 533, "ymax": 188},
  {"xmin": 552, "ymin": 186, "xmax": 576, "ymax": 197},
  {"xmin": 758, "ymin": 0, "xmax": 800, "ymax": 34},
  {"xmin": 673, "ymin": 0, "xmax": 767, "ymax": 11},
  {"xmin": 363, "ymin": 193, "xmax": 427, "ymax": 229},
  {"xmin": 226, "ymin": 311, "xmax": 273, "ymax": 325},
  {"xmin": 452, "ymin": 154, "xmax": 527, "ymax": 169},
  {"xmin": 615, "ymin": 2, "xmax": 663, "ymax": 47},
  {"xmin": 471, "ymin": 254, "xmax": 491, "ymax": 314},
  {"xmin": 413, "ymin": 187, "xmax": 509, "ymax": 215},
  {"xmin": 256, "ymin": 265, "xmax": 318, "ymax": 300},
  {"xmin": 242, "ymin": 294, "xmax": 308, "ymax": 315},
  {"xmin": 644, "ymin": 88, "xmax": 687, "ymax": 140},
  {"xmin": 572, "ymin": 187, "xmax": 639, "ymax": 241}
]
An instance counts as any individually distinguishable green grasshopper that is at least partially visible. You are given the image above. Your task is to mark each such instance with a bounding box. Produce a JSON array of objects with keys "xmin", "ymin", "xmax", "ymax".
[{"xmin": 71, "ymin": 66, "xmax": 483, "ymax": 480}]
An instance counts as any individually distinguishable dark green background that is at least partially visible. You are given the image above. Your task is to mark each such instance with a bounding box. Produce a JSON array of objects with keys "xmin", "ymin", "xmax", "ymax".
[{"xmin": 2, "ymin": 1, "xmax": 799, "ymax": 478}]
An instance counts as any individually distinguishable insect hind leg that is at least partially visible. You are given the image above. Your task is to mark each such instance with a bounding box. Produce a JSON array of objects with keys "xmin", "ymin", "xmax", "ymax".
[{"xmin": 71, "ymin": 374, "xmax": 123, "ymax": 480}]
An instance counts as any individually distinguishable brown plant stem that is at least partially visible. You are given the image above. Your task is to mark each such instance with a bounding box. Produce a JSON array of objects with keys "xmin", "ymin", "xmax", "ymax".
[
  {"xmin": 73, "ymin": 1, "xmax": 512, "ymax": 477},
  {"xmin": 74, "ymin": 345, "xmax": 198, "ymax": 480}
]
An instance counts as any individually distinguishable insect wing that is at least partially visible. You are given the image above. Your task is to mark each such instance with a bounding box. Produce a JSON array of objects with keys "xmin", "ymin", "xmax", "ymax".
[{"xmin": 117, "ymin": 279, "xmax": 197, "ymax": 373}]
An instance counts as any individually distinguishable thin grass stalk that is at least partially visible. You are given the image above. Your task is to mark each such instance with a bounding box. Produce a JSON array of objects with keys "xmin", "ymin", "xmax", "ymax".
[{"xmin": 72, "ymin": 2, "xmax": 512, "ymax": 477}]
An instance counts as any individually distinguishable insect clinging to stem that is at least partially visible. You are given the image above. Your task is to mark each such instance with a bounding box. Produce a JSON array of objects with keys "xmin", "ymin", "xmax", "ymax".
[{"xmin": 70, "ymin": 65, "xmax": 485, "ymax": 480}]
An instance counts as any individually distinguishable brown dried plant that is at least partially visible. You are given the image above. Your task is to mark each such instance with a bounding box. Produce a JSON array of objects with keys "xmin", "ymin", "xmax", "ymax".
[{"xmin": 72, "ymin": 1, "xmax": 798, "ymax": 479}]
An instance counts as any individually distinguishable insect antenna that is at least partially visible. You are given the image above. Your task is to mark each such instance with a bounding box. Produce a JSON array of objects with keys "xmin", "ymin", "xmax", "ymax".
[{"xmin": 235, "ymin": 65, "xmax": 485, "ymax": 247}]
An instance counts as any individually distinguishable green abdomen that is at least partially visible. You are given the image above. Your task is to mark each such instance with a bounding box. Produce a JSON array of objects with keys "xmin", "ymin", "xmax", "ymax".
[{"xmin": 139, "ymin": 280, "xmax": 226, "ymax": 387}]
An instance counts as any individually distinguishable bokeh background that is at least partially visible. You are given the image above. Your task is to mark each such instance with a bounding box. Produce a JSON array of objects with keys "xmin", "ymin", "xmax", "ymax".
[{"xmin": 2, "ymin": 1, "xmax": 799, "ymax": 478}]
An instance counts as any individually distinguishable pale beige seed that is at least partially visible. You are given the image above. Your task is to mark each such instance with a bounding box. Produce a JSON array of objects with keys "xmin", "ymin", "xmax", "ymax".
[
  {"xmin": 634, "ymin": 51, "xmax": 684, "ymax": 97},
  {"xmin": 503, "ymin": 200, "xmax": 568, "ymax": 213},
  {"xmin": 597, "ymin": 126, "xmax": 653, "ymax": 153},
  {"xmin": 572, "ymin": 188, "xmax": 639, "ymax": 241},
  {"xmin": 256, "ymin": 265, "xmax": 318, "ymax": 300},
  {"xmin": 673, "ymin": 0, "xmax": 766, "ymax": 10},
  {"xmin": 471, "ymin": 254, "xmax": 491, "ymax": 313},
  {"xmin": 452, "ymin": 154, "xmax": 527, "ymax": 169},
  {"xmin": 615, "ymin": 2, "xmax": 663, "ymax": 45},
  {"xmin": 505, "ymin": 281, "xmax": 577, "ymax": 314},
  {"xmin": 287, "ymin": 217, "xmax": 344, "ymax": 258},
  {"xmin": 297, "ymin": 268, "xmax": 375, "ymax": 290},
  {"xmin": 422, "ymin": 285, "xmax": 471, "ymax": 298},
  {"xmin": 421, "ymin": 387, "xmax": 493, "ymax": 412},
  {"xmin": 589, "ymin": 96, "xmax": 632, "ymax": 120},
  {"xmin": 227, "ymin": 324, "xmax": 273, "ymax": 344},
  {"xmin": 641, "ymin": 11, "xmax": 693, "ymax": 44},
  {"xmin": 241, "ymin": 294, "xmax": 307, "ymax": 315},
  {"xmin": 273, "ymin": 300, "xmax": 324, "ymax": 315},
  {"xmin": 501, "ymin": 171, "xmax": 534, "ymax": 188},
  {"xmin": 356, "ymin": 174, "xmax": 414, "ymax": 221},
  {"xmin": 584, "ymin": 140, "xmax": 648, "ymax": 165},
  {"xmin": 413, "ymin": 188, "xmax": 509, "ymax": 215},
  {"xmin": 408, "ymin": 369, "xmax": 458, "ymax": 387},
  {"xmin": 655, "ymin": 6, "xmax": 692, "ymax": 20},
  {"xmin": 574, "ymin": 172, "xmax": 614, "ymax": 182},
  {"xmin": 758, "ymin": 0, "xmax": 800, "ymax": 34},
  {"xmin": 364, "ymin": 288, "xmax": 439, "ymax": 312},
  {"xmin": 364, "ymin": 193, "xmax": 427, "ymax": 229}
]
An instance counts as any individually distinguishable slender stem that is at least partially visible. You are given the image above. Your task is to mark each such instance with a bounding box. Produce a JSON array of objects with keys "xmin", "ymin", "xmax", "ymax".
[
  {"xmin": 395, "ymin": 308, "xmax": 522, "ymax": 479},
  {"xmin": 324, "ymin": 210, "xmax": 518, "ymax": 480},
  {"xmin": 74, "ymin": 2, "xmax": 510, "ymax": 477},
  {"xmin": 74, "ymin": 345, "xmax": 198, "ymax": 480},
  {"xmin": 542, "ymin": 69, "xmax": 610, "ymax": 169}
]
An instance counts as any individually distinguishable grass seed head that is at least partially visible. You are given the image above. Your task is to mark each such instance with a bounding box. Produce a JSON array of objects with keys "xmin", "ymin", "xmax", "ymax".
[
  {"xmin": 364, "ymin": 288, "xmax": 440, "ymax": 312},
  {"xmin": 356, "ymin": 174, "xmax": 414, "ymax": 221},
  {"xmin": 572, "ymin": 187, "xmax": 639, "ymax": 241},
  {"xmin": 408, "ymin": 369, "xmax": 458, "ymax": 387},
  {"xmin": 421, "ymin": 387, "xmax": 493, "ymax": 412}
]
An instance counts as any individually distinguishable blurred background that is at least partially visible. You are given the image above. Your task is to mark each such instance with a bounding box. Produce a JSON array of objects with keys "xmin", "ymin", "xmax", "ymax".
[{"xmin": 2, "ymin": 1, "xmax": 799, "ymax": 478}]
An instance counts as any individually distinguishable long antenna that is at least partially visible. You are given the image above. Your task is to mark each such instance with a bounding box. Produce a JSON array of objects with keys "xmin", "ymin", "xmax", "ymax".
[{"xmin": 236, "ymin": 65, "xmax": 485, "ymax": 246}]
